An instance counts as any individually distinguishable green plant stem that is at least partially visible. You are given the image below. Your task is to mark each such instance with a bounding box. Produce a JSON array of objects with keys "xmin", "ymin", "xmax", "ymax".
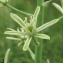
[
  {"xmin": 5, "ymin": 4, "xmax": 33, "ymax": 16},
  {"xmin": 34, "ymin": 0, "xmax": 44, "ymax": 63},
  {"xmin": 61, "ymin": 0, "xmax": 63, "ymax": 9}
]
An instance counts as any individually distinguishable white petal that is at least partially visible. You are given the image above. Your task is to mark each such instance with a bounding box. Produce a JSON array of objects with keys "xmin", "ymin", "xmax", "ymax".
[
  {"xmin": 52, "ymin": 3, "xmax": 63, "ymax": 14},
  {"xmin": 10, "ymin": 13, "xmax": 31, "ymax": 35},
  {"xmin": 42, "ymin": 1, "xmax": 51, "ymax": 7},
  {"xmin": 35, "ymin": 33, "xmax": 50, "ymax": 40},
  {"xmin": 4, "ymin": 49, "xmax": 10, "ymax": 63},
  {"xmin": 33, "ymin": 6, "xmax": 40, "ymax": 20},
  {"xmin": 30, "ymin": 6, "xmax": 40, "ymax": 28},
  {"xmin": 36, "ymin": 16, "xmax": 63, "ymax": 32},
  {"xmin": 0, "ymin": 0, "xmax": 5, "ymax": 3},
  {"xmin": 10, "ymin": 13, "xmax": 25, "ymax": 28},
  {"xmin": 18, "ymin": 42, "xmax": 22, "ymax": 46},
  {"xmin": 23, "ymin": 37, "xmax": 32, "ymax": 51},
  {"xmin": 7, "ymin": 28, "xmax": 15, "ymax": 31},
  {"xmin": 4, "ymin": 31, "xmax": 27, "ymax": 36},
  {"xmin": 6, "ymin": 37, "xmax": 21, "ymax": 40},
  {"xmin": 47, "ymin": 59, "xmax": 50, "ymax": 63},
  {"xmin": 42, "ymin": 0, "xmax": 52, "ymax": 7}
]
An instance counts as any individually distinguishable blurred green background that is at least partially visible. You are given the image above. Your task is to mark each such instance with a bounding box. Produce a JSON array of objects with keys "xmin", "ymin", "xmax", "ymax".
[{"xmin": 0, "ymin": 0, "xmax": 63, "ymax": 63}]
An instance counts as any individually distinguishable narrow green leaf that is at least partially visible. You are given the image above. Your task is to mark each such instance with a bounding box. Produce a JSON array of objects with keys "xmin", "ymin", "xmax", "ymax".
[
  {"xmin": 35, "ymin": 33, "xmax": 50, "ymax": 40},
  {"xmin": 23, "ymin": 37, "xmax": 32, "ymax": 51},
  {"xmin": 36, "ymin": 16, "xmax": 63, "ymax": 32},
  {"xmin": 52, "ymin": 3, "xmax": 63, "ymax": 14},
  {"xmin": 10, "ymin": 13, "xmax": 25, "ymax": 28},
  {"xmin": 4, "ymin": 49, "xmax": 10, "ymax": 63}
]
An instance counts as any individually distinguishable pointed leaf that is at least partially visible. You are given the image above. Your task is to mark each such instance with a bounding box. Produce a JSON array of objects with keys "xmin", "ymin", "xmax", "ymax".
[
  {"xmin": 35, "ymin": 33, "xmax": 50, "ymax": 40},
  {"xmin": 10, "ymin": 13, "xmax": 25, "ymax": 28},
  {"xmin": 23, "ymin": 37, "xmax": 32, "ymax": 51},
  {"xmin": 36, "ymin": 16, "xmax": 63, "ymax": 32},
  {"xmin": 52, "ymin": 3, "xmax": 63, "ymax": 14},
  {"xmin": 4, "ymin": 49, "xmax": 10, "ymax": 63}
]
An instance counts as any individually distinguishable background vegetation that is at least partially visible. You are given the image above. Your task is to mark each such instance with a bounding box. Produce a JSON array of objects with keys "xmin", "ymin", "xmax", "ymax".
[{"xmin": 0, "ymin": 0, "xmax": 63, "ymax": 63}]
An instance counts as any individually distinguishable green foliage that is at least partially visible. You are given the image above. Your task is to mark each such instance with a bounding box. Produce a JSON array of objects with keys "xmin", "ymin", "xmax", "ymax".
[{"xmin": 0, "ymin": 0, "xmax": 63, "ymax": 63}]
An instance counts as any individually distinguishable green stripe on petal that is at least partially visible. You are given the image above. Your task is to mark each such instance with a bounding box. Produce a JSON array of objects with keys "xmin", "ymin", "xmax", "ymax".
[
  {"xmin": 10, "ymin": 13, "xmax": 25, "ymax": 28},
  {"xmin": 23, "ymin": 37, "xmax": 32, "ymax": 51},
  {"xmin": 52, "ymin": 3, "xmax": 63, "ymax": 14},
  {"xmin": 36, "ymin": 16, "xmax": 63, "ymax": 32},
  {"xmin": 35, "ymin": 33, "xmax": 50, "ymax": 40},
  {"xmin": 4, "ymin": 49, "xmax": 10, "ymax": 63}
]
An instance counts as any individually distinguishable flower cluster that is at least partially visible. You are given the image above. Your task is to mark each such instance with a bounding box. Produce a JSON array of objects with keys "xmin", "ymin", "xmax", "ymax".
[{"xmin": 4, "ymin": 6, "xmax": 63, "ymax": 51}]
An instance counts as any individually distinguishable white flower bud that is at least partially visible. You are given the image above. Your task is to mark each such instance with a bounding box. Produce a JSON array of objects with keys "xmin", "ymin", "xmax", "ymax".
[{"xmin": 52, "ymin": 3, "xmax": 63, "ymax": 14}]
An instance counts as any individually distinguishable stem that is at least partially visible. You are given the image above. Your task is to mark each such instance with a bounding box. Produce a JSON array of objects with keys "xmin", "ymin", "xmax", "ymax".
[
  {"xmin": 61, "ymin": 0, "xmax": 63, "ymax": 9},
  {"xmin": 5, "ymin": 4, "xmax": 33, "ymax": 16},
  {"xmin": 32, "ymin": 37, "xmax": 40, "ymax": 46},
  {"xmin": 35, "ymin": 0, "xmax": 44, "ymax": 63}
]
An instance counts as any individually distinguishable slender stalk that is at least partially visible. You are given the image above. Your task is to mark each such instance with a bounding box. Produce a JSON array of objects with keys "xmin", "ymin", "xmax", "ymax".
[
  {"xmin": 35, "ymin": 0, "xmax": 44, "ymax": 63},
  {"xmin": 61, "ymin": 0, "xmax": 63, "ymax": 9},
  {"xmin": 5, "ymin": 4, "xmax": 33, "ymax": 16}
]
